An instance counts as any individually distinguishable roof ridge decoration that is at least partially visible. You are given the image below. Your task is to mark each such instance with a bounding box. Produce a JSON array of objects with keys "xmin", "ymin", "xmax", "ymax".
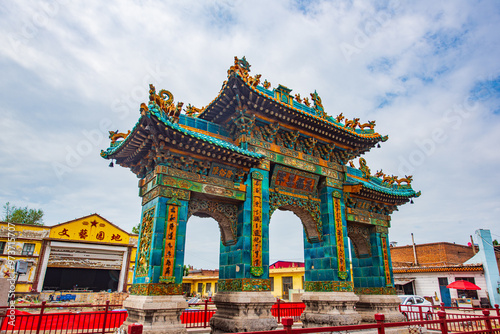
[
  {"xmin": 108, "ymin": 130, "xmax": 131, "ymax": 147},
  {"xmin": 348, "ymin": 158, "xmax": 421, "ymax": 198},
  {"xmin": 208, "ymin": 56, "xmax": 388, "ymax": 141},
  {"xmin": 143, "ymin": 84, "xmax": 184, "ymax": 120},
  {"xmin": 100, "ymin": 84, "xmax": 264, "ymax": 161}
]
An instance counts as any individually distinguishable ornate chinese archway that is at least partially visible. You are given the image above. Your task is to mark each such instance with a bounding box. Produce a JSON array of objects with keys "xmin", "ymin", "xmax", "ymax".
[{"xmin": 101, "ymin": 57, "xmax": 421, "ymax": 333}]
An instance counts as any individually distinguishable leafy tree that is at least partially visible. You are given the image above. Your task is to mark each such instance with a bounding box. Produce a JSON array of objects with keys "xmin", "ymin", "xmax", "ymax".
[
  {"xmin": 132, "ymin": 223, "xmax": 140, "ymax": 234},
  {"xmin": 2, "ymin": 202, "xmax": 44, "ymax": 225},
  {"xmin": 493, "ymin": 239, "xmax": 499, "ymax": 246}
]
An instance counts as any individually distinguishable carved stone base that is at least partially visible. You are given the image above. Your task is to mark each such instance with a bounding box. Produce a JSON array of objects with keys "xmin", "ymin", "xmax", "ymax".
[
  {"xmin": 121, "ymin": 294, "xmax": 187, "ymax": 334},
  {"xmin": 300, "ymin": 291, "xmax": 361, "ymax": 327},
  {"xmin": 356, "ymin": 294, "xmax": 405, "ymax": 323},
  {"xmin": 210, "ymin": 291, "xmax": 278, "ymax": 334}
]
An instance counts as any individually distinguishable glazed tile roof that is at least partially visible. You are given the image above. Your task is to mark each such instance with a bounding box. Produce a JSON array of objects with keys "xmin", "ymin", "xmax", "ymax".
[
  {"xmin": 101, "ymin": 104, "xmax": 264, "ymax": 160},
  {"xmin": 200, "ymin": 71, "xmax": 387, "ymax": 145},
  {"xmin": 252, "ymin": 78, "xmax": 376, "ymax": 138},
  {"xmin": 346, "ymin": 166, "xmax": 420, "ymax": 198}
]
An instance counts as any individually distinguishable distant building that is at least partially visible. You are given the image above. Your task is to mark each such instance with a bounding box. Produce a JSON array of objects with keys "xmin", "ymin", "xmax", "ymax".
[
  {"xmin": 390, "ymin": 241, "xmax": 500, "ymax": 307},
  {"xmin": 182, "ymin": 261, "xmax": 306, "ymax": 301},
  {"xmin": 183, "ymin": 268, "xmax": 219, "ymax": 298},
  {"xmin": 0, "ymin": 214, "xmax": 137, "ymax": 293},
  {"xmin": 269, "ymin": 261, "xmax": 305, "ymax": 301}
]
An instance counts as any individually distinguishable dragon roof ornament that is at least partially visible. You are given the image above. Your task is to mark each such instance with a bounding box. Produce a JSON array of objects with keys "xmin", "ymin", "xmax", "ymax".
[
  {"xmin": 347, "ymin": 158, "xmax": 421, "ymax": 199},
  {"xmin": 145, "ymin": 84, "xmax": 183, "ymax": 119}
]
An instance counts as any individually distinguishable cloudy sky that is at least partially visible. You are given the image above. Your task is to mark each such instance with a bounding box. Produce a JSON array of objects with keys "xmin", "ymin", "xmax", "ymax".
[{"xmin": 1, "ymin": 1, "xmax": 499, "ymax": 269}]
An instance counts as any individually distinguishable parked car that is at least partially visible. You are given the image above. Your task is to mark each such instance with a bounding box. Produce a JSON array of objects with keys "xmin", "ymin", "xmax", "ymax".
[{"xmin": 398, "ymin": 295, "xmax": 433, "ymax": 320}]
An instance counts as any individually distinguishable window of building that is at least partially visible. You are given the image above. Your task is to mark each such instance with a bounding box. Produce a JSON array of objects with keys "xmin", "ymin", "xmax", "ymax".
[
  {"xmin": 282, "ymin": 276, "xmax": 293, "ymax": 300},
  {"xmin": 214, "ymin": 283, "xmax": 218, "ymax": 293},
  {"xmin": 197, "ymin": 283, "xmax": 203, "ymax": 294},
  {"xmin": 0, "ymin": 242, "xmax": 5, "ymax": 254},
  {"xmin": 438, "ymin": 277, "xmax": 449, "ymax": 286},
  {"xmin": 270, "ymin": 277, "xmax": 274, "ymax": 292},
  {"xmin": 455, "ymin": 277, "xmax": 478, "ymax": 299},
  {"xmin": 183, "ymin": 283, "xmax": 191, "ymax": 295},
  {"xmin": 206, "ymin": 283, "xmax": 212, "ymax": 292},
  {"xmin": 22, "ymin": 243, "xmax": 35, "ymax": 256}
]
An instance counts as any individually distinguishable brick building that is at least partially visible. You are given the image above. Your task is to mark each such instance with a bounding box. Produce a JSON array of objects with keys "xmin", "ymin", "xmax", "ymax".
[{"xmin": 390, "ymin": 242, "xmax": 500, "ymax": 308}]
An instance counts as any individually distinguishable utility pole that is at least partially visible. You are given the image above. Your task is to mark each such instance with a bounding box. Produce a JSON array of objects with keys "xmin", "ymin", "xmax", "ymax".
[
  {"xmin": 411, "ymin": 233, "xmax": 418, "ymax": 266},
  {"xmin": 470, "ymin": 235, "xmax": 476, "ymax": 254}
]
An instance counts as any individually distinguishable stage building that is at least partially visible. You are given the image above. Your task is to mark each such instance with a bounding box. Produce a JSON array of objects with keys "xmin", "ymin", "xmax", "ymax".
[{"xmin": 0, "ymin": 214, "xmax": 137, "ymax": 294}]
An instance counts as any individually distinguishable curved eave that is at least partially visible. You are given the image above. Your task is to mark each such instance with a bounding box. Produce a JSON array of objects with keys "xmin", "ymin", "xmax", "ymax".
[
  {"xmin": 199, "ymin": 73, "xmax": 387, "ymax": 151},
  {"xmin": 152, "ymin": 106, "xmax": 263, "ymax": 160},
  {"xmin": 345, "ymin": 175, "xmax": 420, "ymax": 206},
  {"xmin": 100, "ymin": 118, "xmax": 149, "ymax": 160},
  {"xmin": 101, "ymin": 105, "xmax": 264, "ymax": 165}
]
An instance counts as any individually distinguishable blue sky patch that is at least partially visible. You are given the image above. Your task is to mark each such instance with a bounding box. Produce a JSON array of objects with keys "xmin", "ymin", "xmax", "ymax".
[
  {"xmin": 367, "ymin": 57, "xmax": 395, "ymax": 73},
  {"xmin": 424, "ymin": 28, "xmax": 468, "ymax": 56},
  {"xmin": 469, "ymin": 76, "xmax": 500, "ymax": 101},
  {"xmin": 375, "ymin": 92, "xmax": 399, "ymax": 109}
]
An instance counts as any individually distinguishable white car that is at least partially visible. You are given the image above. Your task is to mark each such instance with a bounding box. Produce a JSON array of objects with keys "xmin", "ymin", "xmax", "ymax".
[{"xmin": 399, "ymin": 295, "xmax": 434, "ymax": 320}]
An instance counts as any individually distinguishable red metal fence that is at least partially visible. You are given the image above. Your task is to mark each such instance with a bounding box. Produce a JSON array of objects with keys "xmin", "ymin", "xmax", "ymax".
[
  {"xmin": 180, "ymin": 300, "xmax": 217, "ymax": 328},
  {"xmin": 3, "ymin": 299, "xmax": 498, "ymax": 333},
  {"xmin": 233, "ymin": 310, "xmax": 500, "ymax": 334},
  {"xmin": 399, "ymin": 303, "xmax": 500, "ymax": 332},
  {"xmin": 0, "ymin": 301, "xmax": 126, "ymax": 334},
  {"xmin": 271, "ymin": 300, "xmax": 305, "ymax": 323},
  {"xmin": 0, "ymin": 299, "xmax": 305, "ymax": 331},
  {"xmin": 179, "ymin": 299, "xmax": 306, "ymax": 328}
]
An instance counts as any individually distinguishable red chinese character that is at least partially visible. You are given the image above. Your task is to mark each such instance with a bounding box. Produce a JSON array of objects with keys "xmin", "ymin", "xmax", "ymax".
[
  {"xmin": 96, "ymin": 231, "xmax": 105, "ymax": 240},
  {"xmin": 58, "ymin": 228, "xmax": 70, "ymax": 237},
  {"xmin": 79, "ymin": 229, "xmax": 88, "ymax": 239},
  {"xmin": 111, "ymin": 234, "xmax": 122, "ymax": 241}
]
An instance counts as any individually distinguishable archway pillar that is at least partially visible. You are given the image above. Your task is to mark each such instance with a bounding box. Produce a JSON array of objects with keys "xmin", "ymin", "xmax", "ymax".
[
  {"xmin": 352, "ymin": 229, "xmax": 403, "ymax": 322},
  {"xmin": 301, "ymin": 184, "xmax": 361, "ymax": 327},
  {"xmin": 122, "ymin": 189, "xmax": 189, "ymax": 334},
  {"xmin": 211, "ymin": 168, "xmax": 278, "ymax": 334}
]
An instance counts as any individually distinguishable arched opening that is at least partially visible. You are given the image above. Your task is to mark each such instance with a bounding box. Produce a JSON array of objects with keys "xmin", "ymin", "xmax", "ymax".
[
  {"xmin": 269, "ymin": 209, "xmax": 305, "ymax": 301},
  {"xmin": 347, "ymin": 223, "xmax": 372, "ymax": 258},
  {"xmin": 183, "ymin": 215, "xmax": 220, "ymax": 300},
  {"xmin": 347, "ymin": 222, "xmax": 375, "ymax": 289},
  {"xmin": 183, "ymin": 195, "xmax": 240, "ymax": 300}
]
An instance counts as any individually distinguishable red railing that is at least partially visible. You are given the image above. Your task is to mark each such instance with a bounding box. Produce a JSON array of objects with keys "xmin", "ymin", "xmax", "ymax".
[
  {"xmin": 399, "ymin": 303, "xmax": 500, "ymax": 332},
  {"xmin": 181, "ymin": 299, "xmax": 306, "ymax": 328},
  {"xmin": 0, "ymin": 298, "xmax": 306, "ymax": 331},
  {"xmin": 232, "ymin": 310, "xmax": 500, "ymax": 334},
  {"xmin": 3, "ymin": 299, "xmax": 498, "ymax": 333},
  {"xmin": 181, "ymin": 300, "xmax": 217, "ymax": 328},
  {"xmin": 271, "ymin": 300, "xmax": 306, "ymax": 322},
  {"xmin": 0, "ymin": 301, "xmax": 126, "ymax": 334}
]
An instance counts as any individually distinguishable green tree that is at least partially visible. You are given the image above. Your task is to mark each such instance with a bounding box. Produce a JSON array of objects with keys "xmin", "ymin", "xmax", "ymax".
[
  {"xmin": 493, "ymin": 239, "xmax": 499, "ymax": 246},
  {"xmin": 132, "ymin": 223, "xmax": 140, "ymax": 234},
  {"xmin": 2, "ymin": 202, "xmax": 44, "ymax": 225}
]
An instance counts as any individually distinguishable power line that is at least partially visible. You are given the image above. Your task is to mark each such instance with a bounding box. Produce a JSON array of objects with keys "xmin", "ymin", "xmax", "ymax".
[{"xmin": 475, "ymin": 234, "xmax": 500, "ymax": 253}]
